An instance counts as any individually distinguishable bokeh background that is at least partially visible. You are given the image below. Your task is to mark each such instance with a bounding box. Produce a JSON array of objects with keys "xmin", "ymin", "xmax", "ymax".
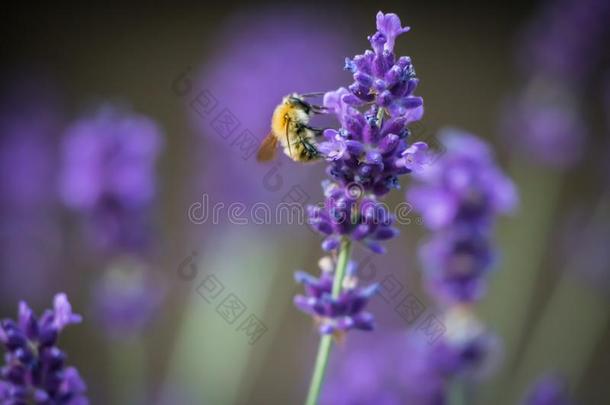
[{"xmin": 1, "ymin": 0, "xmax": 609, "ymax": 404}]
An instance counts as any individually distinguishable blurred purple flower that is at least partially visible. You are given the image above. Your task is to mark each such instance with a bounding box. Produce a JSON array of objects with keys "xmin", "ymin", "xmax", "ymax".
[
  {"xmin": 0, "ymin": 293, "xmax": 88, "ymax": 404},
  {"xmin": 404, "ymin": 309, "xmax": 502, "ymax": 403},
  {"xmin": 0, "ymin": 77, "xmax": 63, "ymax": 301},
  {"xmin": 294, "ymin": 256, "xmax": 378, "ymax": 335},
  {"xmin": 502, "ymin": 0, "xmax": 610, "ymax": 169},
  {"xmin": 323, "ymin": 310, "xmax": 501, "ymax": 404},
  {"xmin": 93, "ymin": 258, "xmax": 165, "ymax": 339},
  {"xmin": 500, "ymin": 82, "xmax": 586, "ymax": 169},
  {"xmin": 409, "ymin": 130, "xmax": 517, "ymax": 231},
  {"xmin": 523, "ymin": 374, "xmax": 571, "ymax": 405},
  {"xmin": 59, "ymin": 105, "xmax": 164, "ymax": 255},
  {"xmin": 321, "ymin": 332, "xmax": 414, "ymax": 405},
  {"xmin": 517, "ymin": 0, "xmax": 610, "ymax": 82},
  {"xmin": 419, "ymin": 226, "xmax": 494, "ymax": 303},
  {"xmin": 408, "ymin": 130, "xmax": 517, "ymax": 304}
]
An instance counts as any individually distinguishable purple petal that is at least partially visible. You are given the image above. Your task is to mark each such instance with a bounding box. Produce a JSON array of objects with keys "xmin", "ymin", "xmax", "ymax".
[
  {"xmin": 407, "ymin": 188, "xmax": 457, "ymax": 230},
  {"xmin": 322, "ymin": 235, "xmax": 341, "ymax": 251},
  {"xmin": 53, "ymin": 293, "xmax": 82, "ymax": 331},
  {"xmin": 376, "ymin": 11, "xmax": 410, "ymax": 52},
  {"xmin": 318, "ymin": 139, "xmax": 347, "ymax": 161},
  {"xmin": 374, "ymin": 226, "xmax": 399, "ymax": 240},
  {"xmin": 401, "ymin": 141, "xmax": 430, "ymax": 171},
  {"xmin": 353, "ymin": 312, "xmax": 376, "ymax": 330},
  {"xmin": 294, "ymin": 295, "xmax": 315, "ymax": 314},
  {"xmin": 365, "ymin": 241, "xmax": 386, "ymax": 254}
]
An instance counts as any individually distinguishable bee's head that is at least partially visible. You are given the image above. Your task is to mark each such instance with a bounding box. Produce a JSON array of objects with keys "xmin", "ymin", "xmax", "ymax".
[{"xmin": 285, "ymin": 94, "xmax": 311, "ymax": 114}]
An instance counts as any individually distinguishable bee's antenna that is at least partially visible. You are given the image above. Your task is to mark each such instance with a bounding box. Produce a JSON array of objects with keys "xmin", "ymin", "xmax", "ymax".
[{"xmin": 299, "ymin": 92, "xmax": 326, "ymax": 98}]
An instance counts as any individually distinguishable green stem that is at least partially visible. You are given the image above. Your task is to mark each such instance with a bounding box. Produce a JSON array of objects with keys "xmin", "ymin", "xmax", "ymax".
[
  {"xmin": 449, "ymin": 379, "xmax": 468, "ymax": 405},
  {"xmin": 110, "ymin": 337, "xmax": 147, "ymax": 404},
  {"xmin": 304, "ymin": 238, "xmax": 353, "ymax": 405},
  {"xmin": 332, "ymin": 238, "xmax": 352, "ymax": 297}
]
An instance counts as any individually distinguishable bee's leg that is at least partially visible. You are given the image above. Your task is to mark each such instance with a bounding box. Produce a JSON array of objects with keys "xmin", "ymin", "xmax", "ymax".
[
  {"xmin": 303, "ymin": 124, "xmax": 325, "ymax": 137},
  {"xmin": 301, "ymin": 137, "xmax": 320, "ymax": 158},
  {"xmin": 295, "ymin": 122, "xmax": 322, "ymax": 137},
  {"xmin": 294, "ymin": 132, "xmax": 318, "ymax": 159}
]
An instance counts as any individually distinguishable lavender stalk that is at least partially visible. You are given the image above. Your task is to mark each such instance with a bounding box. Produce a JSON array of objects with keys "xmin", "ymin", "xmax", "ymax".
[
  {"xmin": 304, "ymin": 238, "xmax": 351, "ymax": 405},
  {"xmin": 293, "ymin": 11, "xmax": 426, "ymax": 404}
]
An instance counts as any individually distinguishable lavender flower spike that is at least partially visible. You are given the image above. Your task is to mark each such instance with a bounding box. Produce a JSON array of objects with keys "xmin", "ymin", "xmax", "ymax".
[
  {"xmin": 294, "ymin": 257, "xmax": 378, "ymax": 335},
  {"xmin": 0, "ymin": 294, "xmax": 88, "ymax": 404},
  {"xmin": 59, "ymin": 105, "xmax": 164, "ymax": 255},
  {"xmin": 301, "ymin": 12, "xmax": 425, "ymax": 405},
  {"xmin": 409, "ymin": 129, "xmax": 517, "ymax": 231},
  {"xmin": 408, "ymin": 129, "xmax": 518, "ymax": 304},
  {"xmin": 308, "ymin": 10, "xmax": 427, "ymax": 254}
]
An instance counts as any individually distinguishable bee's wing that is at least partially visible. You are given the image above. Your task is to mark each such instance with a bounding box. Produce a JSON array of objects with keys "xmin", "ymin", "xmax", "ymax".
[{"xmin": 256, "ymin": 132, "xmax": 278, "ymax": 162}]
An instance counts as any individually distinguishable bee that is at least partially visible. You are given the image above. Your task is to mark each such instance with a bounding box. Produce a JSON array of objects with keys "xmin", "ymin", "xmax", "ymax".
[{"xmin": 256, "ymin": 93, "xmax": 325, "ymax": 163}]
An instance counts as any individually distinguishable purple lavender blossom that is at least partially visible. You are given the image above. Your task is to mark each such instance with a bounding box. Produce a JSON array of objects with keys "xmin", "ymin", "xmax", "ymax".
[
  {"xmin": 294, "ymin": 257, "xmax": 378, "ymax": 335},
  {"xmin": 523, "ymin": 374, "xmax": 571, "ymax": 405},
  {"xmin": 320, "ymin": 13, "xmax": 424, "ymax": 196},
  {"xmin": 307, "ymin": 181, "xmax": 399, "ymax": 254},
  {"xmin": 408, "ymin": 130, "xmax": 517, "ymax": 303},
  {"xmin": 307, "ymin": 11, "xmax": 426, "ymax": 253},
  {"xmin": 403, "ymin": 309, "xmax": 501, "ymax": 403},
  {"xmin": 59, "ymin": 105, "xmax": 164, "ymax": 255},
  {"xmin": 0, "ymin": 294, "xmax": 88, "ymax": 404},
  {"xmin": 500, "ymin": 82, "xmax": 586, "ymax": 169},
  {"xmin": 93, "ymin": 258, "xmax": 165, "ymax": 339}
]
